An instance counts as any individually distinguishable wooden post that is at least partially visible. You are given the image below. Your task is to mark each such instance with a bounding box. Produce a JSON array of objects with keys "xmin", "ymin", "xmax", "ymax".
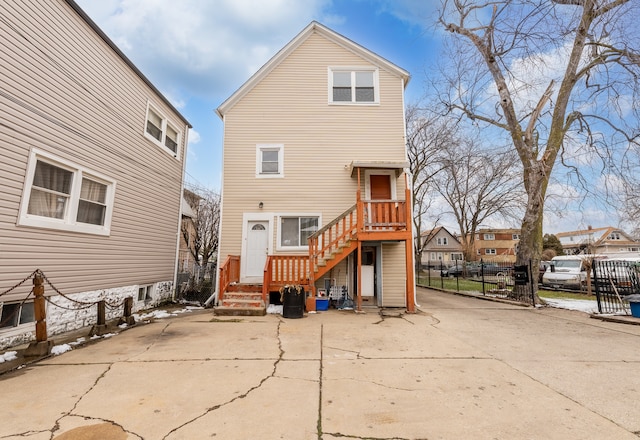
[
  {"xmin": 97, "ymin": 300, "xmax": 106, "ymax": 326},
  {"xmin": 33, "ymin": 274, "xmax": 47, "ymax": 342},
  {"xmin": 124, "ymin": 297, "xmax": 133, "ymax": 318}
]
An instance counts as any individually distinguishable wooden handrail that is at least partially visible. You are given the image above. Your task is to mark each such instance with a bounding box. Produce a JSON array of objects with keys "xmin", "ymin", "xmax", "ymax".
[
  {"xmin": 218, "ymin": 255, "xmax": 240, "ymax": 303},
  {"xmin": 308, "ymin": 204, "xmax": 357, "ymax": 240}
]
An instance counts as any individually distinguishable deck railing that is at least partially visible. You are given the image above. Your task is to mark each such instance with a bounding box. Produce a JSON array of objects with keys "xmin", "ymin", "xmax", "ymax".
[
  {"xmin": 308, "ymin": 204, "xmax": 359, "ymax": 273},
  {"xmin": 218, "ymin": 255, "xmax": 240, "ymax": 303},
  {"xmin": 362, "ymin": 200, "xmax": 407, "ymax": 230},
  {"xmin": 262, "ymin": 255, "xmax": 311, "ymax": 302}
]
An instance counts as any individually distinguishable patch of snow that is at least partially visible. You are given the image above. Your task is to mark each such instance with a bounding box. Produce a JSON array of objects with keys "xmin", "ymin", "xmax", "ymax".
[
  {"xmin": 544, "ymin": 298, "xmax": 598, "ymax": 314},
  {"xmin": 0, "ymin": 351, "xmax": 18, "ymax": 363},
  {"xmin": 69, "ymin": 337, "xmax": 86, "ymax": 346},
  {"xmin": 267, "ymin": 304, "xmax": 283, "ymax": 315},
  {"xmin": 51, "ymin": 344, "xmax": 72, "ymax": 355}
]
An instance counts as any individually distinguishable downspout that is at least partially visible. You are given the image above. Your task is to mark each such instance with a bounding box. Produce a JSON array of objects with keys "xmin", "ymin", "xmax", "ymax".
[{"xmin": 173, "ymin": 125, "xmax": 190, "ymax": 301}]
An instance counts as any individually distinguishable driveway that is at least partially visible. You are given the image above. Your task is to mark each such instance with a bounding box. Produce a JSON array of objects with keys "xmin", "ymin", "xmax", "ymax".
[{"xmin": 1, "ymin": 288, "xmax": 639, "ymax": 439}]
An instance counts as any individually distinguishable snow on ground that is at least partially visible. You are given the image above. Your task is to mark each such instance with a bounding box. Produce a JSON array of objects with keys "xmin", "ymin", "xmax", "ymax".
[
  {"xmin": 0, "ymin": 351, "xmax": 18, "ymax": 363},
  {"xmin": 543, "ymin": 298, "xmax": 599, "ymax": 314},
  {"xmin": 51, "ymin": 344, "xmax": 72, "ymax": 355}
]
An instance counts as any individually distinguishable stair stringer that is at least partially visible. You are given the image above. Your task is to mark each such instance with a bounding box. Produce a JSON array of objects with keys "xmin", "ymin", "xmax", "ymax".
[{"xmin": 313, "ymin": 240, "xmax": 358, "ymax": 282}]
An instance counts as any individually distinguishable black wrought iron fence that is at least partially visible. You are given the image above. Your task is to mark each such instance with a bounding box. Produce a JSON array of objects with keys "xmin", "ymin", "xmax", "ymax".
[
  {"xmin": 417, "ymin": 259, "xmax": 536, "ymax": 305},
  {"xmin": 592, "ymin": 260, "xmax": 638, "ymax": 315}
]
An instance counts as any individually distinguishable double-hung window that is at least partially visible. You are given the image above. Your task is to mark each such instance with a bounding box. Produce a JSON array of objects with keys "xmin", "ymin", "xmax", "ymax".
[
  {"xmin": 145, "ymin": 103, "xmax": 181, "ymax": 157},
  {"xmin": 19, "ymin": 149, "xmax": 115, "ymax": 235},
  {"xmin": 329, "ymin": 68, "xmax": 378, "ymax": 104},
  {"xmin": 256, "ymin": 144, "xmax": 284, "ymax": 178},
  {"xmin": 279, "ymin": 216, "xmax": 319, "ymax": 249}
]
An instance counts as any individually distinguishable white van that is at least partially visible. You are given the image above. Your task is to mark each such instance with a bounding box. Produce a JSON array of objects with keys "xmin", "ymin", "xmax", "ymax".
[{"xmin": 542, "ymin": 255, "xmax": 606, "ymax": 290}]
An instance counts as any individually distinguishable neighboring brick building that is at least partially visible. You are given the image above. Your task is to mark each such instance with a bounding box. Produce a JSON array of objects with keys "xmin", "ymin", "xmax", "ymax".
[{"xmin": 470, "ymin": 228, "xmax": 521, "ymax": 263}]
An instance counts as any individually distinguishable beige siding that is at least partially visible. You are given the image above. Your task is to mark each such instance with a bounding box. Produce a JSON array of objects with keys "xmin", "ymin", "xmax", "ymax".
[
  {"xmin": 219, "ymin": 31, "xmax": 407, "ymax": 262},
  {"xmin": 0, "ymin": 0, "xmax": 187, "ymax": 301},
  {"xmin": 381, "ymin": 243, "xmax": 407, "ymax": 307}
]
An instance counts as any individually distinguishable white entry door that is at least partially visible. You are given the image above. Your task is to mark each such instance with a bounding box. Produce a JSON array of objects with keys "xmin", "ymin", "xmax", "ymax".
[{"xmin": 245, "ymin": 221, "xmax": 269, "ymax": 281}]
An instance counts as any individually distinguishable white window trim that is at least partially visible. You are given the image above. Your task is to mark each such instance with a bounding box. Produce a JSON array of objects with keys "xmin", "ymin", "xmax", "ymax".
[
  {"xmin": 255, "ymin": 144, "xmax": 284, "ymax": 178},
  {"xmin": 276, "ymin": 213, "xmax": 322, "ymax": 251},
  {"xmin": 17, "ymin": 149, "xmax": 115, "ymax": 236},
  {"xmin": 0, "ymin": 300, "xmax": 36, "ymax": 336},
  {"xmin": 328, "ymin": 66, "xmax": 380, "ymax": 105},
  {"xmin": 144, "ymin": 102, "xmax": 181, "ymax": 159},
  {"xmin": 485, "ymin": 249, "xmax": 497, "ymax": 255},
  {"xmin": 137, "ymin": 284, "xmax": 155, "ymax": 303},
  {"xmin": 484, "ymin": 233, "xmax": 495, "ymax": 240}
]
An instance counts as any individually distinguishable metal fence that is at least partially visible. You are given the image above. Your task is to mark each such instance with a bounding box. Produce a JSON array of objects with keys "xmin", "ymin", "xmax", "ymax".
[
  {"xmin": 592, "ymin": 260, "xmax": 638, "ymax": 315},
  {"xmin": 417, "ymin": 259, "xmax": 536, "ymax": 305}
]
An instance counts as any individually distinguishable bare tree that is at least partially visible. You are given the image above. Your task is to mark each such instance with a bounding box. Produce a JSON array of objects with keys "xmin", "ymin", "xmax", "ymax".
[
  {"xmin": 434, "ymin": 139, "xmax": 524, "ymax": 260},
  {"xmin": 437, "ymin": 0, "xmax": 640, "ymax": 295},
  {"xmin": 406, "ymin": 103, "xmax": 453, "ymax": 268},
  {"xmin": 183, "ymin": 186, "xmax": 221, "ymax": 274}
]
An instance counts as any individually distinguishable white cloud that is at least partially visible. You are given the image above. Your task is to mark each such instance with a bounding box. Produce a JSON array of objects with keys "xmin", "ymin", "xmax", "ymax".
[
  {"xmin": 76, "ymin": 0, "xmax": 333, "ymax": 100},
  {"xmin": 187, "ymin": 129, "xmax": 201, "ymax": 145}
]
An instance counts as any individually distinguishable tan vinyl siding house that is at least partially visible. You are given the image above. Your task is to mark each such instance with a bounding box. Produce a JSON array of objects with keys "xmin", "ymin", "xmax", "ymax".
[
  {"xmin": 216, "ymin": 22, "xmax": 414, "ymax": 312},
  {"xmin": 0, "ymin": 0, "xmax": 190, "ymax": 349}
]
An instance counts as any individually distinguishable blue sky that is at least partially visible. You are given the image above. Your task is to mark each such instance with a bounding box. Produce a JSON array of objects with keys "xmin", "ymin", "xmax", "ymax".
[
  {"xmin": 75, "ymin": 0, "xmax": 442, "ymax": 191},
  {"xmin": 72, "ymin": 0, "xmax": 630, "ymax": 235}
]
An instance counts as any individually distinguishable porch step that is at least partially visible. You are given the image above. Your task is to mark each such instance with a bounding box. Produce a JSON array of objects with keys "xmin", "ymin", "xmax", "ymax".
[{"xmin": 214, "ymin": 284, "xmax": 266, "ymax": 316}]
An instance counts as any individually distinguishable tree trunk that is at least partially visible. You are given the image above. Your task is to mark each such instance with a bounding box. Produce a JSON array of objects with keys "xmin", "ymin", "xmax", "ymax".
[{"xmin": 515, "ymin": 165, "xmax": 547, "ymax": 302}]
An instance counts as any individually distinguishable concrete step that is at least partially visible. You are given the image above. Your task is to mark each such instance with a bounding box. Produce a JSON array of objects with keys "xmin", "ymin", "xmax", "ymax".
[
  {"xmin": 226, "ymin": 283, "xmax": 262, "ymax": 293},
  {"xmin": 221, "ymin": 298, "xmax": 264, "ymax": 308},
  {"xmin": 214, "ymin": 305, "xmax": 266, "ymax": 316},
  {"xmin": 223, "ymin": 292, "xmax": 263, "ymax": 301}
]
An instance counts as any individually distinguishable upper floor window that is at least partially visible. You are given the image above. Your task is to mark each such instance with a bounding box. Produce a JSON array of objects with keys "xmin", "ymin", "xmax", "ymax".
[
  {"xmin": 256, "ymin": 144, "xmax": 284, "ymax": 178},
  {"xmin": 18, "ymin": 149, "xmax": 115, "ymax": 236},
  {"xmin": 608, "ymin": 232, "xmax": 621, "ymax": 240},
  {"xmin": 436, "ymin": 237, "xmax": 448, "ymax": 246},
  {"xmin": 485, "ymin": 248, "xmax": 497, "ymax": 255},
  {"xmin": 484, "ymin": 233, "xmax": 495, "ymax": 240},
  {"xmin": 145, "ymin": 103, "xmax": 181, "ymax": 157},
  {"xmin": 512, "ymin": 234, "xmax": 520, "ymax": 240},
  {"xmin": 329, "ymin": 68, "xmax": 378, "ymax": 104}
]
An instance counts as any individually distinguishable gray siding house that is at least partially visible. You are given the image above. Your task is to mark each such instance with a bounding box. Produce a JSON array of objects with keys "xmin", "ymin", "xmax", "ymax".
[{"xmin": 0, "ymin": 0, "xmax": 191, "ymax": 349}]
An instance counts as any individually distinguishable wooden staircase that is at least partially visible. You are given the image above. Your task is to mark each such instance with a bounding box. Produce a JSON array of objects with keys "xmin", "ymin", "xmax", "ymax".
[
  {"xmin": 214, "ymin": 283, "xmax": 266, "ymax": 316},
  {"xmin": 216, "ymin": 186, "xmax": 415, "ymax": 315}
]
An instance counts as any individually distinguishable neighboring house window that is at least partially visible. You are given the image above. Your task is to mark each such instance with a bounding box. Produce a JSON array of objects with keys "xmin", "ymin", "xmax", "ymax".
[
  {"xmin": 138, "ymin": 285, "xmax": 153, "ymax": 302},
  {"xmin": 18, "ymin": 150, "xmax": 115, "ymax": 236},
  {"xmin": 484, "ymin": 233, "xmax": 495, "ymax": 240},
  {"xmin": 512, "ymin": 234, "xmax": 520, "ymax": 240},
  {"xmin": 485, "ymin": 249, "xmax": 497, "ymax": 255},
  {"xmin": 279, "ymin": 216, "xmax": 319, "ymax": 248},
  {"xmin": 145, "ymin": 103, "xmax": 181, "ymax": 157},
  {"xmin": 0, "ymin": 301, "xmax": 34, "ymax": 329},
  {"xmin": 329, "ymin": 68, "xmax": 378, "ymax": 104},
  {"xmin": 609, "ymin": 232, "xmax": 621, "ymax": 240},
  {"xmin": 436, "ymin": 237, "xmax": 448, "ymax": 246},
  {"xmin": 430, "ymin": 252, "xmax": 437, "ymax": 260},
  {"xmin": 256, "ymin": 144, "xmax": 284, "ymax": 178},
  {"xmin": 451, "ymin": 253, "xmax": 463, "ymax": 260}
]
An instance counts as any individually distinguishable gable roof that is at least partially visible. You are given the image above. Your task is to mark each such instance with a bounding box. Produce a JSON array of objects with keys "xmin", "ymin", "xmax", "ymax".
[
  {"xmin": 421, "ymin": 226, "xmax": 460, "ymax": 243},
  {"xmin": 216, "ymin": 21, "xmax": 410, "ymax": 118},
  {"xmin": 556, "ymin": 226, "xmax": 636, "ymax": 246}
]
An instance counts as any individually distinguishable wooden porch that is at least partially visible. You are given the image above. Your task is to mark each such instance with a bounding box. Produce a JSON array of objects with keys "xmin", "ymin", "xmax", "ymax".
[{"xmin": 217, "ymin": 186, "xmax": 415, "ymax": 314}]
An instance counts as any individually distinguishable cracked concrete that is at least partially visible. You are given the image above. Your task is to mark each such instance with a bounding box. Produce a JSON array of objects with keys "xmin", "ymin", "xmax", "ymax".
[{"xmin": 1, "ymin": 288, "xmax": 640, "ymax": 439}]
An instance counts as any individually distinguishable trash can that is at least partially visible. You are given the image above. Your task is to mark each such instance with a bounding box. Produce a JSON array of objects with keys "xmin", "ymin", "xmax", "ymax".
[
  {"xmin": 282, "ymin": 285, "xmax": 304, "ymax": 318},
  {"xmin": 626, "ymin": 294, "xmax": 640, "ymax": 318}
]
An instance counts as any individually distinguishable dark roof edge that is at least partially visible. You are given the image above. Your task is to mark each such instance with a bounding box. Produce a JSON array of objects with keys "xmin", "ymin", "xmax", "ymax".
[{"xmin": 65, "ymin": 0, "xmax": 192, "ymax": 128}]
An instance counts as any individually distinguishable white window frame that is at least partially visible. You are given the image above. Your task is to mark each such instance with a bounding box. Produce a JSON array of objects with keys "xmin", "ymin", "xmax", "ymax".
[
  {"xmin": 137, "ymin": 284, "xmax": 154, "ymax": 303},
  {"xmin": 18, "ymin": 149, "xmax": 115, "ymax": 236},
  {"xmin": 256, "ymin": 144, "xmax": 284, "ymax": 178},
  {"xmin": 0, "ymin": 300, "xmax": 35, "ymax": 335},
  {"xmin": 512, "ymin": 234, "xmax": 520, "ymax": 240},
  {"xmin": 436, "ymin": 237, "xmax": 448, "ymax": 246},
  {"xmin": 144, "ymin": 102, "xmax": 181, "ymax": 159},
  {"xmin": 328, "ymin": 67, "xmax": 379, "ymax": 105},
  {"xmin": 485, "ymin": 248, "xmax": 497, "ymax": 255},
  {"xmin": 276, "ymin": 213, "xmax": 321, "ymax": 251},
  {"xmin": 484, "ymin": 233, "xmax": 495, "ymax": 240}
]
